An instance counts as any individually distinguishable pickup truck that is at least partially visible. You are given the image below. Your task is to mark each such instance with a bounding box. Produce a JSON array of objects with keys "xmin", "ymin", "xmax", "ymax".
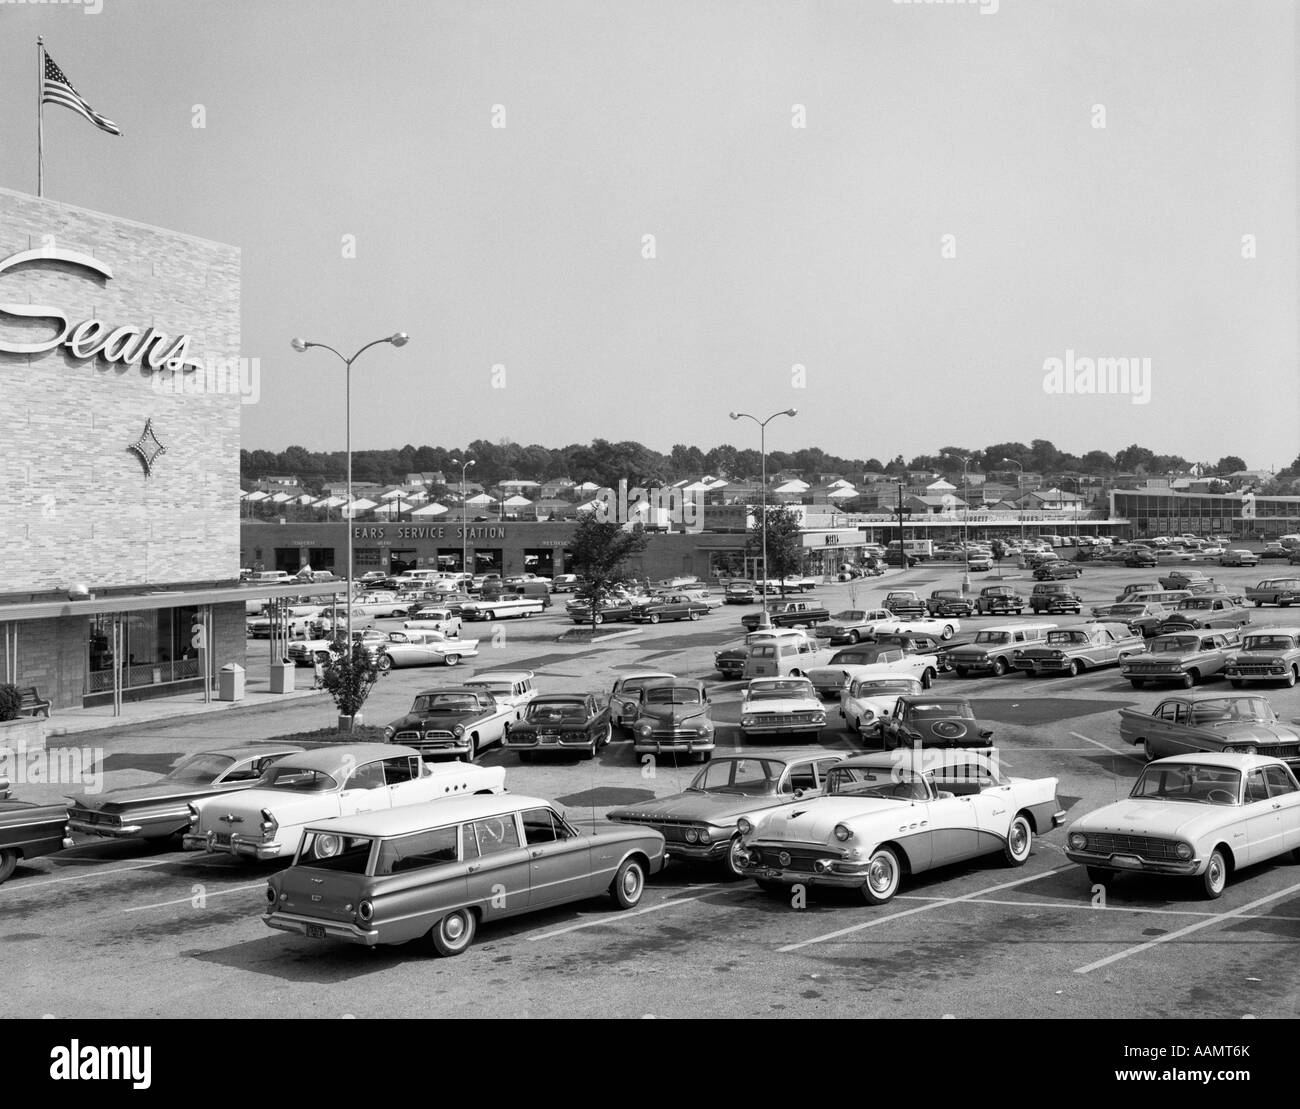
[
  {"xmin": 739, "ymin": 600, "xmax": 831, "ymax": 631},
  {"xmin": 458, "ymin": 595, "xmax": 546, "ymax": 621}
]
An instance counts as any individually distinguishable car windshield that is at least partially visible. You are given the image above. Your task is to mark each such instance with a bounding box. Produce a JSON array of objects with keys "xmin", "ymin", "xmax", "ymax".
[
  {"xmin": 973, "ymin": 631, "xmax": 1010, "ymax": 645},
  {"xmin": 826, "ymin": 767, "xmax": 928, "ymax": 800},
  {"xmin": 164, "ymin": 753, "xmax": 235, "ymax": 785},
  {"xmin": 852, "ymin": 680, "xmax": 918, "ymax": 697},
  {"xmin": 466, "ymin": 682, "xmax": 510, "ymax": 696},
  {"xmin": 646, "ymin": 686, "xmax": 702, "ymax": 705},
  {"xmin": 411, "ymin": 694, "xmax": 482, "ymax": 713},
  {"xmin": 749, "ymin": 680, "xmax": 814, "ymax": 699},
  {"xmin": 1130, "ymin": 763, "xmax": 1241, "ymax": 805},
  {"xmin": 907, "ymin": 701, "xmax": 974, "ymax": 719},
  {"xmin": 830, "ymin": 611, "xmax": 866, "ymax": 621},
  {"xmin": 619, "ymin": 677, "xmax": 669, "ymax": 694},
  {"xmin": 1149, "ymin": 637, "xmax": 1199, "ymax": 653},
  {"xmin": 1047, "ymin": 630, "xmax": 1088, "ymax": 644},
  {"xmin": 688, "ymin": 758, "xmax": 782, "ymax": 794},
  {"xmin": 525, "ymin": 701, "xmax": 587, "ymax": 723},
  {"xmin": 1242, "ymin": 635, "xmax": 1298, "ymax": 651},
  {"xmin": 1185, "ymin": 697, "xmax": 1272, "ymax": 724},
  {"xmin": 831, "ymin": 648, "xmax": 890, "ymax": 665},
  {"xmin": 887, "ymin": 593, "xmax": 914, "ymax": 601},
  {"xmin": 260, "ymin": 767, "xmax": 338, "ymax": 792}
]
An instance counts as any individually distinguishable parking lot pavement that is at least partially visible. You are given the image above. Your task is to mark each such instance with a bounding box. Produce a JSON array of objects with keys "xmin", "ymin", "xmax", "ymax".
[{"xmin": 5, "ymin": 563, "xmax": 1299, "ymax": 1017}]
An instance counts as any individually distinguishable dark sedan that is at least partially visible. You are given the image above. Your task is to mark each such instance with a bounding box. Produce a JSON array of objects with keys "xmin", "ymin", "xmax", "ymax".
[
  {"xmin": 503, "ymin": 694, "xmax": 612, "ymax": 761},
  {"xmin": 1, "ymin": 799, "xmax": 71, "ymax": 884},
  {"xmin": 878, "ymin": 696, "xmax": 995, "ymax": 750}
]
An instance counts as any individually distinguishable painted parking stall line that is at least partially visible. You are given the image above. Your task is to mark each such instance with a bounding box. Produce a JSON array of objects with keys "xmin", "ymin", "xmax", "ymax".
[
  {"xmin": 902, "ymin": 893, "xmax": 1300, "ymax": 924},
  {"xmin": 0, "ymin": 854, "xmax": 230, "ymax": 894},
  {"xmin": 1074, "ymin": 878, "xmax": 1300, "ymax": 974},
  {"xmin": 527, "ymin": 884, "xmax": 726, "ymax": 941},
  {"xmin": 777, "ymin": 866, "xmax": 1072, "ymax": 953},
  {"xmin": 1069, "ymin": 730, "xmax": 1142, "ymax": 760},
  {"xmin": 123, "ymin": 880, "xmax": 268, "ymax": 913}
]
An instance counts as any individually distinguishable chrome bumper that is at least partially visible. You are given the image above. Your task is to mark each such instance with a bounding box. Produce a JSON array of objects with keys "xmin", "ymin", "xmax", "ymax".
[
  {"xmin": 747, "ymin": 864, "xmax": 869, "ymax": 888},
  {"xmin": 183, "ymin": 830, "xmax": 283, "ymax": 860},
  {"xmin": 1065, "ymin": 850, "xmax": 1199, "ymax": 877},
  {"xmin": 632, "ymin": 737, "xmax": 716, "ymax": 755},
  {"xmin": 264, "ymin": 911, "xmax": 379, "ymax": 945},
  {"xmin": 68, "ymin": 818, "xmax": 145, "ymax": 837}
]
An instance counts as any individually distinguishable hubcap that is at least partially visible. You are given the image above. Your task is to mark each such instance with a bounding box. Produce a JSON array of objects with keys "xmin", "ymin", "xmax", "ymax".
[
  {"xmin": 868, "ymin": 855, "xmax": 894, "ymax": 892},
  {"xmin": 623, "ymin": 868, "xmax": 641, "ymax": 895},
  {"xmin": 1010, "ymin": 822, "xmax": 1028, "ymax": 855},
  {"xmin": 1208, "ymin": 858, "xmax": 1224, "ymax": 889},
  {"xmin": 444, "ymin": 915, "xmax": 465, "ymax": 941}
]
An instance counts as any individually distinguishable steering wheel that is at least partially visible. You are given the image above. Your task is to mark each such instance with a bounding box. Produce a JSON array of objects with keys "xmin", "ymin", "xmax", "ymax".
[{"xmin": 1206, "ymin": 789, "xmax": 1235, "ymax": 805}]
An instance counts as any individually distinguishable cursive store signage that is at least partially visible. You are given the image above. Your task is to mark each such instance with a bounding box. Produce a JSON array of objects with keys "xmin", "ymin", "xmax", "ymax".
[{"xmin": 0, "ymin": 246, "xmax": 201, "ymax": 372}]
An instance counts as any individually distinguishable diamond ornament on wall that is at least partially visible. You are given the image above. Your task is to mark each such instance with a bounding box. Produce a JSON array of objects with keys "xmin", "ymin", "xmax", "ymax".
[{"xmin": 128, "ymin": 417, "xmax": 167, "ymax": 477}]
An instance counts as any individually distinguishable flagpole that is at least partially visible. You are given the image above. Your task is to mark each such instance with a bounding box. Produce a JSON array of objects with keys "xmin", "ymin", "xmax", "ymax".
[{"xmin": 36, "ymin": 36, "xmax": 44, "ymax": 198}]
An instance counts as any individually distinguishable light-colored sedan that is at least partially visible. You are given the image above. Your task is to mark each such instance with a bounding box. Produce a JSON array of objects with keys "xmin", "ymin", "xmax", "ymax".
[
  {"xmin": 1219, "ymin": 550, "xmax": 1261, "ymax": 567},
  {"xmin": 738, "ymin": 677, "xmax": 827, "ymax": 741},
  {"xmin": 735, "ymin": 749, "xmax": 1063, "ymax": 904},
  {"xmin": 1065, "ymin": 753, "xmax": 1300, "ymax": 898},
  {"xmin": 376, "ymin": 629, "xmax": 479, "ymax": 670},
  {"xmin": 838, "ymin": 673, "xmax": 924, "ymax": 738},
  {"xmin": 184, "ymin": 744, "xmax": 506, "ymax": 861}
]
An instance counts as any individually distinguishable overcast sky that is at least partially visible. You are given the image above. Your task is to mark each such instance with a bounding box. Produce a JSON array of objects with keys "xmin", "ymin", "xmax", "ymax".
[{"xmin": 2, "ymin": 1, "xmax": 1295, "ymax": 470}]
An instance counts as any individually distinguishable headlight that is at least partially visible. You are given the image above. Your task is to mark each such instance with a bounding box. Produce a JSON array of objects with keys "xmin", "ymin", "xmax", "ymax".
[
  {"xmin": 1068, "ymin": 832, "xmax": 1087, "ymax": 851},
  {"xmin": 833, "ymin": 823, "xmax": 853, "ymax": 842},
  {"xmin": 314, "ymin": 833, "xmax": 342, "ymax": 859},
  {"xmin": 357, "ymin": 900, "xmax": 374, "ymax": 922},
  {"xmin": 737, "ymin": 817, "xmax": 753, "ymax": 836},
  {"xmin": 1013, "ymin": 650, "xmax": 1024, "ymax": 658},
  {"xmin": 812, "ymin": 713, "xmax": 826, "ymax": 725},
  {"xmin": 684, "ymin": 828, "xmax": 699, "ymax": 843},
  {"xmin": 697, "ymin": 828, "xmax": 712, "ymax": 844},
  {"xmin": 453, "ymin": 724, "xmax": 465, "ymax": 737},
  {"xmin": 636, "ymin": 722, "xmax": 652, "ymax": 736},
  {"xmin": 1175, "ymin": 842, "xmax": 1193, "ymax": 861},
  {"xmin": 741, "ymin": 716, "xmax": 754, "ymax": 727},
  {"xmin": 265, "ymin": 885, "xmax": 277, "ymax": 905},
  {"xmin": 860, "ymin": 707, "xmax": 875, "ymax": 719},
  {"xmin": 1240, "ymin": 745, "xmax": 1258, "ymax": 755}
]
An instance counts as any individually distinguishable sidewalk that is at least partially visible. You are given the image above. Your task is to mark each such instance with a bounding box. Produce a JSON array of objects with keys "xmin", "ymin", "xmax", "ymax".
[{"xmin": 43, "ymin": 673, "xmax": 329, "ymax": 738}]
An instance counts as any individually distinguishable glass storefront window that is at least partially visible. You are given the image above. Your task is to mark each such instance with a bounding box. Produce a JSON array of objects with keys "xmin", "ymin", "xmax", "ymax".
[{"xmin": 87, "ymin": 606, "xmax": 203, "ymax": 694}]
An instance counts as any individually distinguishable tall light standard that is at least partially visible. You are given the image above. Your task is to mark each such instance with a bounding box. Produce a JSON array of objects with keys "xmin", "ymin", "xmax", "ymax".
[
  {"xmin": 944, "ymin": 452, "xmax": 973, "ymax": 592},
  {"xmin": 1002, "ymin": 457, "xmax": 1025, "ymax": 546},
  {"xmin": 291, "ymin": 332, "xmax": 409, "ymax": 647},
  {"xmin": 730, "ymin": 408, "xmax": 797, "ymax": 626},
  {"xmin": 451, "ymin": 457, "xmax": 475, "ymax": 577}
]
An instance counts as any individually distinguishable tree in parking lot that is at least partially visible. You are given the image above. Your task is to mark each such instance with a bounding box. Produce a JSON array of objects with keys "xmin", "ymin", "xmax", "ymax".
[
  {"xmin": 569, "ymin": 512, "xmax": 650, "ymax": 635},
  {"xmin": 320, "ymin": 640, "xmax": 381, "ymax": 730},
  {"xmin": 747, "ymin": 504, "xmax": 805, "ymax": 597},
  {"xmin": 990, "ymin": 539, "xmax": 1006, "ymax": 569}
]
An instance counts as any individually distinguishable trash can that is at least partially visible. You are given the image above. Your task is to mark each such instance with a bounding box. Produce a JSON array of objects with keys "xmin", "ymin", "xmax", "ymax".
[
  {"xmin": 218, "ymin": 663, "xmax": 246, "ymax": 702},
  {"xmin": 269, "ymin": 660, "xmax": 295, "ymax": 694}
]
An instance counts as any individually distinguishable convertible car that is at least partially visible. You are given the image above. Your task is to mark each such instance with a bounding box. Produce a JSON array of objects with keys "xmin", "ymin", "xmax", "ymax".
[
  {"xmin": 735, "ymin": 749, "xmax": 1063, "ymax": 904},
  {"xmin": 68, "ymin": 745, "xmax": 304, "ymax": 841},
  {"xmin": 1065, "ymin": 753, "xmax": 1300, "ymax": 898},
  {"xmin": 606, "ymin": 753, "xmax": 842, "ymax": 876}
]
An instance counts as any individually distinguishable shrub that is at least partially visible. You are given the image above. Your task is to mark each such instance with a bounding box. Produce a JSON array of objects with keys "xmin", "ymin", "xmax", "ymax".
[{"xmin": 0, "ymin": 684, "xmax": 22, "ymax": 722}]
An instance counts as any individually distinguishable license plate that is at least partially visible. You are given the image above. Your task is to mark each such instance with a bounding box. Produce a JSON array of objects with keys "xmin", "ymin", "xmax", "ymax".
[
  {"xmin": 306, "ymin": 924, "xmax": 326, "ymax": 939},
  {"xmin": 1111, "ymin": 855, "xmax": 1144, "ymax": 870}
]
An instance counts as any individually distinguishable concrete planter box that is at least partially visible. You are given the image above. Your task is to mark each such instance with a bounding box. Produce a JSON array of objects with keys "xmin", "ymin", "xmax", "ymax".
[
  {"xmin": 337, "ymin": 713, "xmax": 363, "ymax": 731},
  {"xmin": 0, "ymin": 715, "xmax": 48, "ymax": 755}
]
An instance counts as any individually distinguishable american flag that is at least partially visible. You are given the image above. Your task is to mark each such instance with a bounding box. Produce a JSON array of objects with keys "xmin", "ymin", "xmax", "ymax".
[{"xmin": 42, "ymin": 49, "xmax": 121, "ymax": 136}]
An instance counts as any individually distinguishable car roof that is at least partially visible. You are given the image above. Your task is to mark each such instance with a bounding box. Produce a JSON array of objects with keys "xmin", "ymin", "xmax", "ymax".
[
  {"xmin": 185, "ymin": 745, "xmax": 304, "ymax": 761},
  {"xmin": 528, "ymin": 693, "xmax": 591, "ymax": 704},
  {"xmin": 415, "ymin": 686, "xmax": 493, "ymax": 696},
  {"xmin": 615, "ymin": 670, "xmax": 677, "ymax": 681},
  {"xmin": 273, "ymin": 744, "xmax": 420, "ymax": 775},
  {"xmin": 304, "ymin": 794, "xmax": 556, "ymax": 839},
  {"xmin": 1242, "ymin": 626, "xmax": 1300, "ymax": 636},
  {"xmin": 644, "ymin": 677, "xmax": 705, "ymax": 690},
  {"xmin": 748, "ymin": 676, "xmax": 813, "ymax": 686},
  {"xmin": 465, "ymin": 669, "xmax": 535, "ymax": 682},
  {"xmin": 1148, "ymin": 752, "xmax": 1291, "ymax": 770}
]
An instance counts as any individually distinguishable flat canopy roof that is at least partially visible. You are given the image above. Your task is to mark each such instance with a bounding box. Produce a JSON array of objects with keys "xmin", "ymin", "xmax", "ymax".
[{"xmin": 0, "ymin": 580, "xmax": 349, "ymax": 625}]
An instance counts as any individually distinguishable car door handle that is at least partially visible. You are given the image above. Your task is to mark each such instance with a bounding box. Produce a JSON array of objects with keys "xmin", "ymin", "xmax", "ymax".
[
  {"xmin": 467, "ymin": 864, "xmax": 480, "ymax": 873},
  {"xmin": 1274, "ymin": 803, "xmax": 1282, "ymax": 810},
  {"xmin": 531, "ymin": 849, "xmax": 543, "ymax": 858}
]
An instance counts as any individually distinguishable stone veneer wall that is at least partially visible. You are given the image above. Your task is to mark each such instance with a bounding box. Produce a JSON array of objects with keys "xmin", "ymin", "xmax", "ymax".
[{"xmin": 0, "ymin": 187, "xmax": 241, "ymax": 593}]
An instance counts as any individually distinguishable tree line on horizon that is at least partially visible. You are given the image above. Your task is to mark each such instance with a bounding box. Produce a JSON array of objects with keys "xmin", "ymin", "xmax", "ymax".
[{"xmin": 241, "ymin": 437, "xmax": 1288, "ymax": 493}]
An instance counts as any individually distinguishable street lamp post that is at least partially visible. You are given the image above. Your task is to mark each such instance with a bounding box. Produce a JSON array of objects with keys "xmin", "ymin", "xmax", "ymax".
[
  {"xmin": 1002, "ymin": 458, "xmax": 1025, "ymax": 546},
  {"xmin": 730, "ymin": 408, "xmax": 797, "ymax": 627},
  {"xmin": 451, "ymin": 457, "xmax": 475, "ymax": 578},
  {"xmin": 291, "ymin": 332, "xmax": 409, "ymax": 649},
  {"xmin": 944, "ymin": 452, "xmax": 973, "ymax": 592}
]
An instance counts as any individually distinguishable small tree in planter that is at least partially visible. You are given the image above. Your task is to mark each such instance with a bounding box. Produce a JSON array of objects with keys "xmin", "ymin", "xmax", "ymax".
[
  {"xmin": 0, "ymin": 683, "xmax": 21, "ymax": 722},
  {"xmin": 320, "ymin": 641, "xmax": 381, "ymax": 731}
]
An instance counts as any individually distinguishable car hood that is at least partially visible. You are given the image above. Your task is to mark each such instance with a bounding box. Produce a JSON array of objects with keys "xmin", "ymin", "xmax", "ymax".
[
  {"xmin": 1070, "ymin": 798, "xmax": 1238, "ymax": 841},
  {"xmin": 751, "ymin": 795, "xmax": 912, "ymax": 843},
  {"xmin": 1232, "ymin": 651, "xmax": 1295, "ymax": 664},
  {"xmin": 608, "ymin": 792, "xmax": 780, "ymax": 825},
  {"xmin": 742, "ymin": 697, "xmax": 822, "ymax": 715},
  {"xmin": 391, "ymin": 710, "xmax": 482, "ymax": 727},
  {"xmin": 638, "ymin": 705, "xmax": 710, "ymax": 724},
  {"xmin": 945, "ymin": 642, "xmax": 1002, "ymax": 657},
  {"xmin": 1199, "ymin": 721, "xmax": 1300, "ymax": 743}
]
